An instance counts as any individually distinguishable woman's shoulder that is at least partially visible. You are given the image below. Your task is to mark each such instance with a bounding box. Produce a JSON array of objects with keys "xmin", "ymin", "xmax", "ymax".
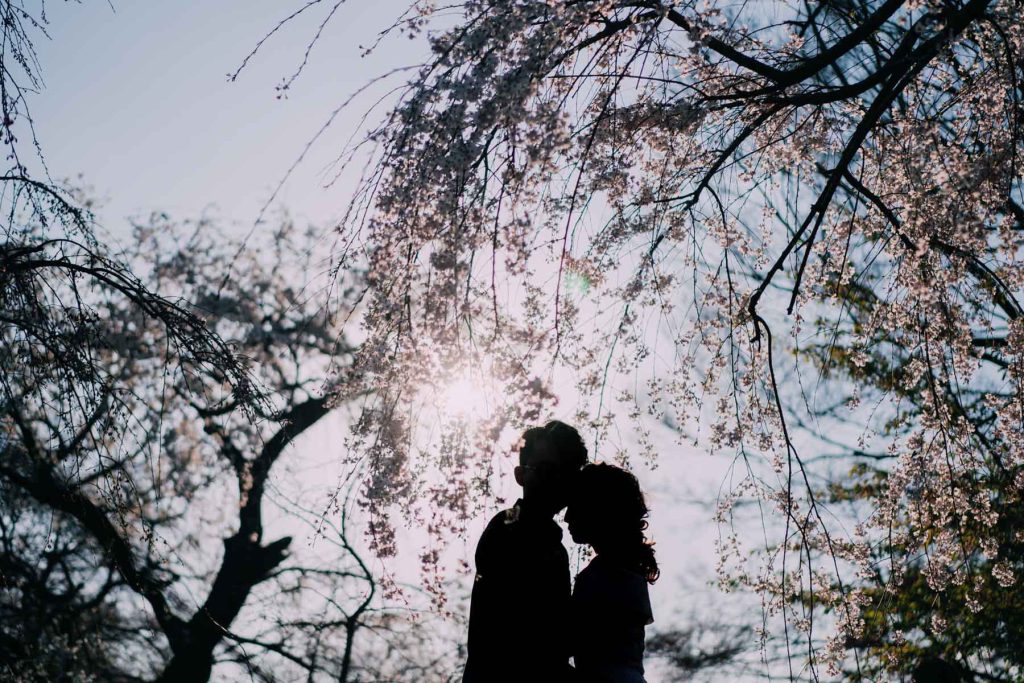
[
  {"xmin": 576, "ymin": 554, "xmax": 647, "ymax": 583},
  {"xmin": 574, "ymin": 556, "xmax": 653, "ymax": 624}
]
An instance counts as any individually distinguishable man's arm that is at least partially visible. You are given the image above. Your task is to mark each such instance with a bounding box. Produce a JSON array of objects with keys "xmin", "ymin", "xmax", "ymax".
[{"xmin": 465, "ymin": 514, "xmax": 521, "ymax": 679}]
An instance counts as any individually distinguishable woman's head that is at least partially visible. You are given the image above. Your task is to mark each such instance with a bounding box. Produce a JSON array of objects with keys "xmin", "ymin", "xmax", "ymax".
[{"xmin": 565, "ymin": 463, "xmax": 659, "ymax": 583}]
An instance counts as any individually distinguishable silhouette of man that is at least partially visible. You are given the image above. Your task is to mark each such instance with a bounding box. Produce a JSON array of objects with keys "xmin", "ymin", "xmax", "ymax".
[{"xmin": 462, "ymin": 420, "xmax": 588, "ymax": 683}]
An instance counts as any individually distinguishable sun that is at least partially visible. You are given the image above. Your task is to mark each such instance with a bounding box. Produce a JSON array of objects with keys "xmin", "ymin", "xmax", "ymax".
[
  {"xmin": 438, "ymin": 373, "xmax": 482, "ymax": 419},
  {"xmin": 422, "ymin": 362, "xmax": 506, "ymax": 428}
]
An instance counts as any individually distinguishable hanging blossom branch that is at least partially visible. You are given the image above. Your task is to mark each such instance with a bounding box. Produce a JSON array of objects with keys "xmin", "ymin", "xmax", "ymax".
[{"xmin": 246, "ymin": 0, "xmax": 1024, "ymax": 675}]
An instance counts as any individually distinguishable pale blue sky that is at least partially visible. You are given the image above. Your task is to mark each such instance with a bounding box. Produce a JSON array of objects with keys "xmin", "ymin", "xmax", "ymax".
[{"xmin": 30, "ymin": 0, "xmax": 415, "ymax": 234}]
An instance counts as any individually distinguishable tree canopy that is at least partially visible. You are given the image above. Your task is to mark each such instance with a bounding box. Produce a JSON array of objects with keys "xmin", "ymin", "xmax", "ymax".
[
  {"xmin": 4, "ymin": 0, "xmax": 1023, "ymax": 678},
  {"xmin": 298, "ymin": 0, "xmax": 1024, "ymax": 676}
]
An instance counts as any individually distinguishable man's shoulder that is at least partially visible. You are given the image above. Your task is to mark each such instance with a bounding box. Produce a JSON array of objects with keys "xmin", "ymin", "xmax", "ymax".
[
  {"xmin": 478, "ymin": 503, "xmax": 566, "ymax": 557},
  {"xmin": 474, "ymin": 506, "xmax": 522, "ymax": 569},
  {"xmin": 479, "ymin": 502, "xmax": 557, "ymax": 553},
  {"xmin": 480, "ymin": 506, "xmax": 521, "ymax": 537}
]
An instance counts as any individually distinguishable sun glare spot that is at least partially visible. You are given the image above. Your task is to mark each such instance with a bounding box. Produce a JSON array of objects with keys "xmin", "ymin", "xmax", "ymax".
[
  {"xmin": 439, "ymin": 374, "xmax": 482, "ymax": 419},
  {"xmin": 420, "ymin": 362, "xmax": 507, "ymax": 430}
]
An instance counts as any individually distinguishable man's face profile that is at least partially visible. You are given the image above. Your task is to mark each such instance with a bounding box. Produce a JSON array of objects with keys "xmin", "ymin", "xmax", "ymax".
[{"xmin": 516, "ymin": 438, "xmax": 573, "ymax": 512}]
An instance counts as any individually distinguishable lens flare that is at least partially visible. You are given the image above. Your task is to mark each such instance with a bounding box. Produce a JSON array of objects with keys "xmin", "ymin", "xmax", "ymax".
[{"xmin": 437, "ymin": 372, "xmax": 483, "ymax": 419}]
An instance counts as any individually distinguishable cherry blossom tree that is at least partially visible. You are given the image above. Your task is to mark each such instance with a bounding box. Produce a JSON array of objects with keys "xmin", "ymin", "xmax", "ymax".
[
  {"xmin": 1, "ymin": 214, "xmax": 465, "ymax": 682},
  {"xmin": 792, "ymin": 271, "xmax": 1024, "ymax": 679},
  {"xmin": 0, "ymin": 6, "xmax": 466, "ymax": 680},
  {"xmin": 0, "ymin": 3, "xmax": 262, "ymax": 468},
  {"xmin": 242, "ymin": 0, "xmax": 1024, "ymax": 676}
]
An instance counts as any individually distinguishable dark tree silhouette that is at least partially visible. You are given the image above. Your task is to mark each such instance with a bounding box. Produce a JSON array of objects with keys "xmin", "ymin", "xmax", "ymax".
[
  {"xmin": 0, "ymin": 215, "xmax": 451, "ymax": 681},
  {"xmin": 0, "ymin": 6, "xmax": 462, "ymax": 681}
]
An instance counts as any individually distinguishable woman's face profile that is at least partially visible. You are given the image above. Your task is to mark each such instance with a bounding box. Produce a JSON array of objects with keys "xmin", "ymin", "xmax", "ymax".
[{"xmin": 565, "ymin": 497, "xmax": 598, "ymax": 545}]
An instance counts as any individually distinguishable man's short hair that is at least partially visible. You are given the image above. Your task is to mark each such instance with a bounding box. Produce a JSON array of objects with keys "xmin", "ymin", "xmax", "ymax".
[{"xmin": 519, "ymin": 420, "xmax": 588, "ymax": 469}]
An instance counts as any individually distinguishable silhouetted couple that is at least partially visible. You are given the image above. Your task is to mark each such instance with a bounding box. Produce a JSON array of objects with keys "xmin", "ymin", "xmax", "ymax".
[{"xmin": 463, "ymin": 421, "xmax": 659, "ymax": 683}]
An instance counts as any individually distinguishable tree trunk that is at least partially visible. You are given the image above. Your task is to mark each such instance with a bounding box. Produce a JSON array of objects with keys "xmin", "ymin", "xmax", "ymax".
[{"xmin": 156, "ymin": 533, "xmax": 291, "ymax": 682}]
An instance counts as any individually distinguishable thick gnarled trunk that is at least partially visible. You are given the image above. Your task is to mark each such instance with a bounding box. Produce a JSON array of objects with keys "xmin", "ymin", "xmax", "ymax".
[{"xmin": 156, "ymin": 533, "xmax": 292, "ymax": 682}]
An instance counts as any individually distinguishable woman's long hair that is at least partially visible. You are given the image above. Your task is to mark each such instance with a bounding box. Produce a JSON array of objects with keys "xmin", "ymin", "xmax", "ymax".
[{"xmin": 572, "ymin": 463, "xmax": 659, "ymax": 584}]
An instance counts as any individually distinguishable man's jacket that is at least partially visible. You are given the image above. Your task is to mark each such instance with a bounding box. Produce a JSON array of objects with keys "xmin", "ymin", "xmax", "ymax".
[{"xmin": 462, "ymin": 500, "xmax": 572, "ymax": 682}]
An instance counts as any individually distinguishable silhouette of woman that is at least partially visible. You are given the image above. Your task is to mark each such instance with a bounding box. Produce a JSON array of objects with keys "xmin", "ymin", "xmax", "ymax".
[{"xmin": 566, "ymin": 463, "xmax": 659, "ymax": 683}]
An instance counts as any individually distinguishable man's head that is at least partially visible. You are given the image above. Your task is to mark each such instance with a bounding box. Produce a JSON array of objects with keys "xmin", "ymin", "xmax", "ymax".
[{"xmin": 513, "ymin": 420, "xmax": 588, "ymax": 515}]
